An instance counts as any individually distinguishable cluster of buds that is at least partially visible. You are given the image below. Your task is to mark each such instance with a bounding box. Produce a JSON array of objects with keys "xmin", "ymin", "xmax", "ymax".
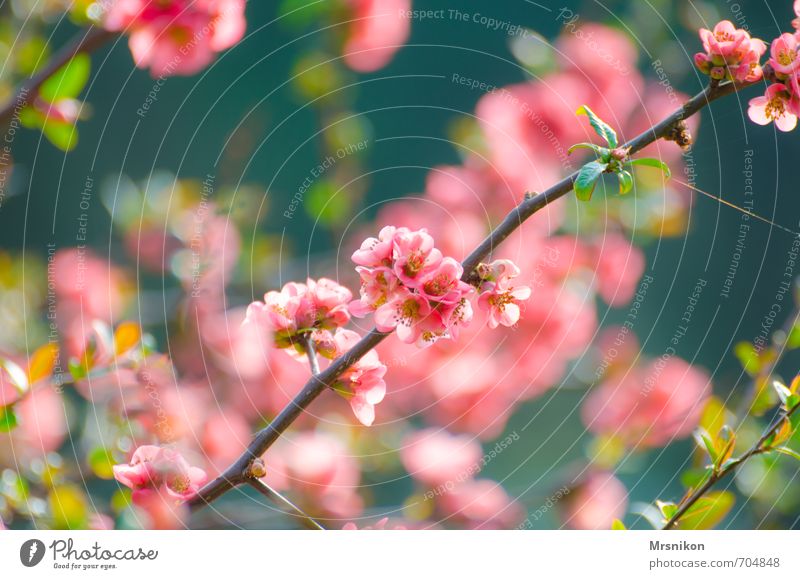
[{"xmin": 694, "ymin": 20, "xmax": 767, "ymax": 83}]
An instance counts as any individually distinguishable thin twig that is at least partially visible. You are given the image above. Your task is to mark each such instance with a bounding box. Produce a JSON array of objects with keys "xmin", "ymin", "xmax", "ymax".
[
  {"xmin": 246, "ymin": 479, "xmax": 325, "ymax": 530},
  {"xmin": 0, "ymin": 27, "xmax": 117, "ymax": 125},
  {"xmin": 663, "ymin": 401, "xmax": 800, "ymax": 529},
  {"xmin": 189, "ymin": 78, "xmax": 759, "ymax": 510},
  {"xmin": 303, "ymin": 333, "xmax": 321, "ymax": 376}
]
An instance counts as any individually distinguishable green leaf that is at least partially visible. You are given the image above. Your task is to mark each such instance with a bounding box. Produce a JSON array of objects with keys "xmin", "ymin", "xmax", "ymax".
[
  {"xmin": 617, "ymin": 170, "xmax": 633, "ymax": 194},
  {"xmin": 42, "ymin": 121, "xmax": 79, "ymax": 152},
  {"xmin": 567, "ymin": 142, "xmax": 608, "ymax": 156},
  {"xmin": 787, "ymin": 325, "xmax": 800, "ymax": 349},
  {"xmin": 786, "ymin": 393, "xmax": 800, "ymax": 411},
  {"xmin": 39, "ymin": 53, "xmax": 90, "ymax": 102},
  {"xmin": 573, "ymin": 161, "xmax": 607, "ymax": 202},
  {"xmin": 611, "ymin": 518, "xmax": 626, "ymax": 530},
  {"xmin": 734, "ymin": 342, "xmax": 760, "ymax": 376},
  {"xmin": 693, "ymin": 428, "xmax": 718, "ymax": 464},
  {"xmin": 656, "ymin": 500, "xmax": 678, "ymax": 520},
  {"xmin": 773, "ymin": 380, "xmax": 792, "ymax": 406},
  {"xmin": 676, "ymin": 491, "xmax": 734, "ymax": 530},
  {"xmin": 0, "ymin": 405, "xmax": 18, "ymax": 432},
  {"xmin": 576, "ymin": 105, "xmax": 618, "ymax": 147},
  {"xmin": 773, "ymin": 447, "xmax": 800, "ymax": 461},
  {"xmin": 627, "ymin": 157, "xmax": 671, "ymax": 178}
]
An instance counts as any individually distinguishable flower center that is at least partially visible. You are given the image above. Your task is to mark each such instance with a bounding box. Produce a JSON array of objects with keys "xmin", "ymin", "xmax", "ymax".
[
  {"xmin": 778, "ymin": 48, "xmax": 797, "ymax": 66},
  {"xmin": 766, "ymin": 96, "xmax": 787, "ymax": 120},
  {"xmin": 398, "ymin": 298, "xmax": 421, "ymax": 324},
  {"xmin": 402, "ymin": 251, "xmax": 424, "ymax": 278},
  {"xmin": 715, "ymin": 31, "xmax": 734, "ymax": 42}
]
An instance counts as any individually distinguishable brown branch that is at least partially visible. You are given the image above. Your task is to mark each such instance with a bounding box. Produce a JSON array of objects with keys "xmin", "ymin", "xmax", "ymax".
[
  {"xmin": 663, "ymin": 400, "xmax": 800, "ymax": 530},
  {"xmin": 0, "ymin": 26, "xmax": 117, "ymax": 125},
  {"xmin": 189, "ymin": 78, "xmax": 758, "ymax": 511}
]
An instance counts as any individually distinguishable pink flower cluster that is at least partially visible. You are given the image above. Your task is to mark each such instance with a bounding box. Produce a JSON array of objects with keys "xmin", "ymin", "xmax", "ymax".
[
  {"xmin": 351, "ymin": 227, "xmax": 528, "ymax": 346},
  {"xmin": 694, "ymin": 13, "xmax": 800, "ymax": 133},
  {"xmin": 694, "ymin": 20, "xmax": 766, "ymax": 83},
  {"xmin": 113, "ymin": 445, "xmax": 208, "ymax": 500},
  {"xmin": 246, "ymin": 278, "xmax": 352, "ymax": 349},
  {"xmin": 748, "ymin": 11, "xmax": 800, "ymax": 132},
  {"xmin": 103, "ymin": 0, "xmax": 246, "ymax": 77}
]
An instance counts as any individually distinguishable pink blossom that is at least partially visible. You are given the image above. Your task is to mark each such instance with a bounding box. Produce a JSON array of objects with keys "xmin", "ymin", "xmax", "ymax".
[
  {"xmin": 795, "ymin": 0, "xmax": 800, "ymax": 30},
  {"xmin": 769, "ymin": 33, "xmax": 800, "ymax": 76},
  {"xmin": 246, "ymin": 278, "xmax": 352, "ymax": 348},
  {"xmin": 352, "ymin": 225, "xmax": 397, "ymax": 267},
  {"xmin": 400, "ymin": 428, "xmax": 483, "ymax": 487},
  {"xmin": 560, "ymin": 471, "xmax": 628, "ymax": 530},
  {"xmin": 33, "ymin": 97, "xmax": 80, "ymax": 124},
  {"xmin": 325, "ymin": 329, "xmax": 387, "ymax": 426},
  {"xmin": 342, "ymin": 0, "xmax": 410, "ymax": 72},
  {"xmin": 476, "ymin": 259, "xmax": 531, "ymax": 329},
  {"xmin": 374, "ymin": 289, "xmax": 442, "ymax": 345},
  {"xmin": 418, "ymin": 257, "xmax": 470, "ymax": 304},
  {"xmin": 113, "ymin": 445, "xmax": 207, "ymax": 500},
  {"xmin": 104, "ymin": 0, "xmax": 246, "ymax": 77},
  {"xmin": 748, "ymin": 84, "xmax": 798, "ymax": 132},
  {"xmin": 392, "ymin": 228, "xmax": 442, "ymax": 286}
]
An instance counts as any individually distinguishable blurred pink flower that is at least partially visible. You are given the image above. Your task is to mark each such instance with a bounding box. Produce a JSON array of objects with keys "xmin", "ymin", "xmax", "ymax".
[
  {"xmin": 131, "ymin": 488, "xmax": 189, "ymax": 529},
  {"xmin": 438, "ymin": 479, "xmax": 523, "ymax": 529},
  {"xmin": 104, "ymin": 0, "xmax": 246, "ymax": 77},
  {"xmin": 591, "ymin": 233, "xmax": 645, "ymax": 306},
  {"xmin": 342, "ymin": 0, "xmax": 410, "ymax": 72},
  {"xmin": 113, "ymin": 445, "xmax": 207, "ymax": 500},
  {"xmin": 400, "ymin": 428, "xmax": 482, "ymax": 487},
  {"xmin": 560, "ymin": 471, "xmax": 627, "ymax": 530},
  {"xmin": 582, "ymin": 357, "xmax": 710, "ymax": 448}
]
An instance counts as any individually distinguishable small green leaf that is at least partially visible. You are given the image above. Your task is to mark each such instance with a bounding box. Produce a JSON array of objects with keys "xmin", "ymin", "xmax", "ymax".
[
  {"xmin": 773, "ymin": 380, "xmax": 792, "ymax": 406},
  {"xmin": 734, "ymin": 342, "xmax": 760, "ymax": 375},
  {"xmin": 39, "ymin": 53, "xmax": 91, "ymax": 102},
  {"xmin": 567, "ymin": 142, "xmax": 608, "ymax": 156},
  {"xmin": 42, "ymin": 121, "xmax": 79, "ymax": 152},
  {"xmin": 693, "ymin": 428, "xmax": 718, "ymax": 464},
  {"xmin": 627, "ymin": 157, "xmax": 671, "ymax": 178},
  {"xmin": 786, "ymin": 325, "xmax": 800, "ymax": 349},
  {"xmin": 677, "ymin": 491, "xmax": 734, "ymax": 530},
  {"xmin": 773, "ymin": 447, "xmax": 800, "ymax": 461},
  {"xmin": 573, "ymin": 161, "xmax": 607, "ymax": 202},
  {"xmin": 611, "ymin": 518, "xmax": 626, "ymax": 530},
  {"xmin": 0, "ymin": 405, "xmax": 18, "ymax": 432},
  {"xmin": 576, "ymin": 105, "xmax": 618, "ymax": 147},
  {"xmin": 617, "ymin": 170, "xmax": 633, "ymax": 194},
  {"xmin": 656, "ymin": 500, "xmax": 678, "ymax": 520}
]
